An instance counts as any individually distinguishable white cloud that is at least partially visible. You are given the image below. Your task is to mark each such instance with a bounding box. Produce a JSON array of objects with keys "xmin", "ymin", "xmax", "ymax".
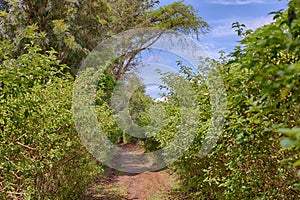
[
  {"xmin": 200, "ymin": 16, "xmax": 274, "ymax": 57},
  {"xmin": 210, "ymin": 24, "xmax": 236, "ymax": 37},
  {"xmin": 207, "ymin": 0, "xmax": 268, "ymax": 5},
  {"xmin": 240, "ymin": 16, "xmax": 273, "ymax": 30},
  {"xmin": 207, "ymin": 15, "xmax": 273, "ymax": 38},
  {"xmin": 202, "ymin": 45, "xmax": 223, "ymax": 59}
]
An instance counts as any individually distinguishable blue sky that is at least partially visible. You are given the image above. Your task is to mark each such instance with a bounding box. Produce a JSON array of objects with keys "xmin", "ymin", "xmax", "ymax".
[
  {"xmin": 159, "ymin": 0, "xmax": 288, "ymax": 58},
  {"xmin": 137, "ymin": 0, "xmax": 289, "ymax": 98}
]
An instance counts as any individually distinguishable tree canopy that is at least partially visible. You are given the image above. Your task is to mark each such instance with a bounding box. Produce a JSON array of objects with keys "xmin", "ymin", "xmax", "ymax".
[{"xmin": 0, "ymin": 0, "xmax": 208, "ymax": 76}]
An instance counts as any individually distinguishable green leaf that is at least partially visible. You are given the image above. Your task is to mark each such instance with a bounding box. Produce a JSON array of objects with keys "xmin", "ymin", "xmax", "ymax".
[
  {"xmin": 66, "ymin": 141, "xmax": 73, "ymax": 147},
  {"xmin": 293, "ymin": 159, "xmax": 300, "ymax": 167},
  {"xmin": 277, "ymin": 128, "xmax": 300, "ymax": 137},
  {"xmin": 280, "ymin": 137, "xmax": 296, "ymax": 149}
]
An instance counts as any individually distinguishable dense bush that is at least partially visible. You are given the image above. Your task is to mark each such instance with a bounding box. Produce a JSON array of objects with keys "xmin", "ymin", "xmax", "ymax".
[
  {"xmin": 0, "ymin": 26, "xmax": 99, "ymax": 199},
  {"xmin": 1, "ymin": 1, "xmax": 299, "ymax": 199},
  {"xmin": 146, "ymin": 2, "xmax": 300, "ymax": 199}
]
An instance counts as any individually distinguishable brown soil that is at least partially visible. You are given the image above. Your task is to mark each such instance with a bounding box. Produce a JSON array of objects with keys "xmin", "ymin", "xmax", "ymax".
[{"xmin": 83, "ymin": 143, "xmax": 177, "ymax": 200}]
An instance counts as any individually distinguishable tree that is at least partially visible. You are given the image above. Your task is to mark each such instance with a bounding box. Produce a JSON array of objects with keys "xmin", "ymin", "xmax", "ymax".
[
  {"xmin": 109, "ymin": 1, "xmax": 209, "ymax": 80},
  {"xmin": 0, "ymin": 0, "xmax": 208, "ymax": 75}
]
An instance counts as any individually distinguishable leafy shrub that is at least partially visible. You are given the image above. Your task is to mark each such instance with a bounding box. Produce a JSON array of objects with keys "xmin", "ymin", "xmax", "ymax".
[
  {"xmin": 0, "ymin": 26, "xmax": 99, "ymax": 199},
  {"xmin": 148, "ymin": 3, "xmax": 300, "ymax": 199}
]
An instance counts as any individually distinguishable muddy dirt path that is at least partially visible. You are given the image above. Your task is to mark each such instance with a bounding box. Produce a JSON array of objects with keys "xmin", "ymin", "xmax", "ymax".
[{"xmin": 83, "ymin": 143, "xmax": 177, "ymax": 200}]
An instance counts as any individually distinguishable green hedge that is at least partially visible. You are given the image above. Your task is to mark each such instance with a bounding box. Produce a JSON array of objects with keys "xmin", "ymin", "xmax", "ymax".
[
  {"xmin": 146, "ymin": 3, "xmax": 300, "ymax": 199},
  {"xmin": 0, "ymin": 27, "xmax": 99, "ymax": 199}
]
